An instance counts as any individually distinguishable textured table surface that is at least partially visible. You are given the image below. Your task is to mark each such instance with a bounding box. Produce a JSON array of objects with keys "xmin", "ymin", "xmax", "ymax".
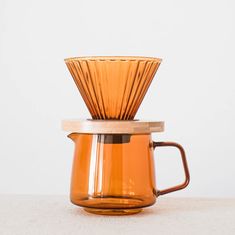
[{"xmin": 0, "ymin": 195, "xmax": 235, "ymax": 235}]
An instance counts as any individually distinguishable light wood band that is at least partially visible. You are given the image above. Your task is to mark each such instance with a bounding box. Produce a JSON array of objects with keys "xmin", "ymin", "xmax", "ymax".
[{"xmin": 62, "ymin": 119, "xmax": 164, "ymax": 134}]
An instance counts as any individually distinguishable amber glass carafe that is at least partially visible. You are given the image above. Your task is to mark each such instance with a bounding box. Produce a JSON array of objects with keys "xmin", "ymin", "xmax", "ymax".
[{"xmin": 68, "ymin": 133, "xmax": 190, "ymax": 215}]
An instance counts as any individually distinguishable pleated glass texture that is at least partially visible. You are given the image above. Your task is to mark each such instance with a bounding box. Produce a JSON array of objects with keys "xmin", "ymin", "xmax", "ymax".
[{"xmin": 65, "ymin": 56, "xmax": 162, "ymax": 120}]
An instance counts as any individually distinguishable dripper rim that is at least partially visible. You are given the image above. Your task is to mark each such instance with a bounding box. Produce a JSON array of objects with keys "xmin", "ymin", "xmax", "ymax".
[{"xmin": 64, "ymin": 56, "xmax": 162, "ymax": 63}]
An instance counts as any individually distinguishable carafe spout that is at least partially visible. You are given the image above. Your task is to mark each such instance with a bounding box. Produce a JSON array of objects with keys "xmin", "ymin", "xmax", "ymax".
[{"xmin": 67, "ymin": 133, "xmax": 78, "ymax": 142}]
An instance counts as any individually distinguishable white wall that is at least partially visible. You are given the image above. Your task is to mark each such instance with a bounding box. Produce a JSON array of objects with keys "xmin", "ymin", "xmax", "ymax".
[{"xmin": 0, "ymin": 0, "xmax": 234, "ymax": 197}]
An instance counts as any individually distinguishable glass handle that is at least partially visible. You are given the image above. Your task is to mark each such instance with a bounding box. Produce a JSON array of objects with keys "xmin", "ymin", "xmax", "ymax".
[{"xmin": 153, "ymin": 141, "xmax": 190, "ymax": 196}]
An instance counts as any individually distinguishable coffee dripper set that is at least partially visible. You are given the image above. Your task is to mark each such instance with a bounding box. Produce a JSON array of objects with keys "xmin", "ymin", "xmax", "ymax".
[{"xmin": 62, "ymin": 56, "xmax": 190, "ymax": 215}]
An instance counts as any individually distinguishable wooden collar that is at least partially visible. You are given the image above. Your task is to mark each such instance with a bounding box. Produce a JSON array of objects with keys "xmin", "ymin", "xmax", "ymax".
[{"xmin": 62, "ymin": 119, "xmax": 164, "ymax": 134}]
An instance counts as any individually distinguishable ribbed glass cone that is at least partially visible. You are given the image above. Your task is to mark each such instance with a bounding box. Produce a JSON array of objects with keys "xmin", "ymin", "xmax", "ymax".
[{"xmin": 65, "ymin": 56, "xmax": 162, "ymax": 120}]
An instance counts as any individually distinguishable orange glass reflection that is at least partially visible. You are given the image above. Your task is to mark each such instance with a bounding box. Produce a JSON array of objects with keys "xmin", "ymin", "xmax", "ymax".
[{"xmin": 65, "ymin": 56, "xmax": 161, "ymax": 120}]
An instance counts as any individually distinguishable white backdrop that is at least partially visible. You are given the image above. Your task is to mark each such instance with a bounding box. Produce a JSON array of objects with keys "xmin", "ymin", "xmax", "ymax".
[{"xmin": 0, "ymin": 0, "xmax": 234, "ymax": 197}]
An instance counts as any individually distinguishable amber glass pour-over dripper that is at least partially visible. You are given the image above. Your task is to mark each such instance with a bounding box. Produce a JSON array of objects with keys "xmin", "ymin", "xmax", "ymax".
[{"xmin": 65, "ymin": 56, "xmax": 161, "ymax": 120}]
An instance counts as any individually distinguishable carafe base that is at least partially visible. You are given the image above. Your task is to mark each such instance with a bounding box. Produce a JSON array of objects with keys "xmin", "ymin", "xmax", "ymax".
[{"xmin": 84, "ymin": 207, "xmax": 142, "ymax": 215}]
